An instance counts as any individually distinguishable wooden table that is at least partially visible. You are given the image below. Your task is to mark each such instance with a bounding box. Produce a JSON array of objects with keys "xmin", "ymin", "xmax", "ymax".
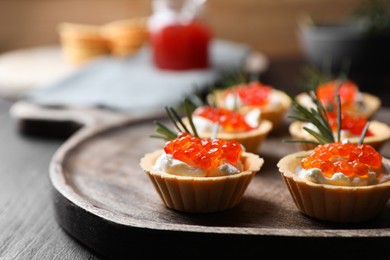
[{"xmin": 1, "ymin": 57, "xmax": 390, "ymax": 259}]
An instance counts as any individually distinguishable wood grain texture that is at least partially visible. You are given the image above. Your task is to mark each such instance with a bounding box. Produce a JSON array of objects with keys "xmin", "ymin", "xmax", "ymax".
[
  {"xmin": 1, "ymin": 56, "xmax": 390, "ymax": 259},
  {"xmin": 0, "ymin": 99, "xmax": 102, "ymax": 259},
  {"xmin": 48, "ymin": 107, "xmax": 390, "ymax": 259},
  {"xmin": 0, "ymin": 0, "xmax": 363, "ymax": 58}
]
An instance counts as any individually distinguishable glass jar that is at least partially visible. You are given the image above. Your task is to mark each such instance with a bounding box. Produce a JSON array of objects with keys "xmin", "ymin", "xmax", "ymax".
[{"xmin": 148, "ymin": 0, "xmax": 212, "ymax": 70}]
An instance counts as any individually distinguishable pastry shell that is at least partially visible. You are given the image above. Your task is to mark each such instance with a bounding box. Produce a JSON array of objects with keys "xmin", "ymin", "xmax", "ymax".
[
  {"xmin": 183, "ymin": 117, "xmax": 273, "ymax": 154},
  {"xmin": 57, "ymin": 22, "xmax": 109, "ymax": 64},
  {"xmin": 295, "ymin": 92, "xmax": 381, "ymax": 119},
  {"xmin": 101, "ymin": 17, "xmax": 148, "ymax": 57},
  {"xmin": 140, "ymin": 150, "xmax": 264, "ymax": 213},
  {"xmin": 277, "ymin": 150, "xmax": 390, "ymax": 223},
  {"xmin": 289, "ymin": 120, "xmax": 390, "ymax": 151},
  {"xmin": 212, "ymin": 88, "xmax": 291, "ymax": 129}
]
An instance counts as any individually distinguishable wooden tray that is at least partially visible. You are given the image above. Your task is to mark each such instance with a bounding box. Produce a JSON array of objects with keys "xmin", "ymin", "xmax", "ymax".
[{"xmin": 45, "ymin": 106, "xmax": 390, "ymax": 259}]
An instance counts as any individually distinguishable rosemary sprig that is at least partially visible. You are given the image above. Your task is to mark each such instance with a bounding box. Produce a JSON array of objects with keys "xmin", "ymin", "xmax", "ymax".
[
  {"xmin": 151, "ymin": 98, "xmax": 199, "ymax": 142},
  {"xmin": 285, "ymin": 90, "xmax": 371, "ymax": 146},
  {"xmin": 286, "ymin": 91, "xmax": 335, "ymax": 145},
  {"xmin": 358, "ymin": 121, "xmax": 371, "ymax": 145}
]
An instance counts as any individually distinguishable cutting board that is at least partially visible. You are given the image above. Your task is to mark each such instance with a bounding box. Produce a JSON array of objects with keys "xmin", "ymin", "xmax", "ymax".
[
  {"xmin": 5, "ymin": 42, "xmax": 390, "ymax": 259},
  {"xmin": 48, "ymin": 107, "xmax": 390, "ymax": 259}
]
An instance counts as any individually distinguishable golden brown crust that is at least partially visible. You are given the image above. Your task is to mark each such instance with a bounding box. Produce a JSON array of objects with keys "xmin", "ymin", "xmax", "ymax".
[
  {"xmin": 277, "ymin": 150, "xmax": 390, "ymax": 222},
  {"xmin": 57, "ymin": 22, "xmax": 110, "ymax": 64},
  {"xmin": 101, "ymin": 17, "xmax": 149, "ymax": 57},
  {"xmin": 288, "ymin": 120, "xmax": 390, "ymax": 151},
  {"xmin": 182, "ymin": 117, "xmax": 273, "ymax": 153},
  {"xmin": 212, "ymin": 88, "xmax": 291, "ymax": 129},
  {"xmin": 57, "ymin": 17, "xmax": 148, "ymax": 63},
  {"xmin": 140, "ymin": 150, "xmax": 264, "ymax": 213},
  {"xmin": 295, "ymin": 92, "xmax": 381, "ymax": 119}
]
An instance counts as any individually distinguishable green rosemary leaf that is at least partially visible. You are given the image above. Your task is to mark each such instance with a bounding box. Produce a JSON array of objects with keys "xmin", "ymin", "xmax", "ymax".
[
  {"xmin": 154, "ymin": 121, "xmax": 177, "ymax": 140},
  {"xmin": 302, "ymin": 126, "xmax": 329, "ymax": 144},
  {"xmin": 184, "ymin": 98, "xmax": 199, "ymax": 137},
  {"xmin": 290, "ymin": 93, "xmax": 335, "ymax": 143},
  {"xmin": 170, "ymin": 107, "xmax": 191, "ymax": 134},
  {"xmin": 153, "ymin": 99, "xmax": 202, "ymax": 142},
  {"xmin": 288, "ymin": 114, "xmax": 310, "ymax": 122},
  {"xmin": 358, "ymin": 122, "xmax": 371, "ymax": 145},
  {"xmin": 309, "ymin": 92, "xmax": 334, "ymax": 138},
  {"xmin": 292, "ymin": 102, "xmax": 332, "ymax": 142},
  {"xmin": 283, "ymin": 139, "xmax": 322, "ymax": 145},
  {"xmin": 309, "ymin": 107, "xmax": 334, "ymax": 142},
  {"xmin": 165, "ymin": 107, "xmax": 182, "ymax": 133},
  {"xmin": 336, "ymin": 94, "xmax": 342, "ymax": 142}
]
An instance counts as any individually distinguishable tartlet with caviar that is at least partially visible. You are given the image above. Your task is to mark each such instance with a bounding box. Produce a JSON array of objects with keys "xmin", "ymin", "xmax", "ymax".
[
  {"xmin": 289, "ymin": 92, "xmax": 390, "ymax": 151},
  {"xmin": 295, "ymin": 79, "xmax": 381, "ymax": 119},
  {"xmin": 210, "ymin": 81, "xmax": 291, "ymax": 130},
  {"xmin": 181, "ymin": 101, "xmax": 273, "ymax": 153},
  {"xmin": 101, "ymin": 17, "xmax": 148, "ymax": 57},
  {"xmin": 278, "ymin": 95, "xmax": 390, "ymax": 223},
  {"xmin": 139, "ymin": 103, "xmax": 264, "ymax": 213},
  {"xmin": 57, "ymin": 22, "xmax": 110, "ymax": 65}
]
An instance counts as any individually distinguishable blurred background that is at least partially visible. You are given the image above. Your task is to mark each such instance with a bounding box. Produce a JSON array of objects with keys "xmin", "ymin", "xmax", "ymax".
[
  {"xmin": 0, "ymin": 0, "xmax": 389, "ymax": 104},
  {"xmin": 0, "ymin": 0, "xmax": 363, "ymax": 58}
]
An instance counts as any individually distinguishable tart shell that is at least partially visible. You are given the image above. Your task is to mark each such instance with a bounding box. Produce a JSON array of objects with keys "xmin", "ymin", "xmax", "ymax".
[
  {"xmin": 140, "ymin": 150, "xmax": 264, "ymax": 213},
  {"xmin": 183, "ymin": 117, "xmax": 273, "ymax": 154},
  {"xmin": 295, "ymin": 92, "xmax": 381, "ymax": 119},
  {"xmin": 277, "ymin": 150, "xmax": 390, "ymax": 223},
  {"xmin": 289, "ymin": 120, "xmax": 390, "ymax": 151},
  {"xmin": 213, "ymin": 88, "xmax": 291, "ymax": 130}
]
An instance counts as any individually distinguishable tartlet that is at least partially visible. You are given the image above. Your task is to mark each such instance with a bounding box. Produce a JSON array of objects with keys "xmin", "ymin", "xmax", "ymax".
[
  {"xmin": 289, "ymin": 119, "xmax": 390, "ymax": 151},
  {"xmin": 211, "ymin": 81, "xmax": 291, "ymax": 130},
  {"xmin": 101, "ymin": 17, "xmax": 149, "ymax": 57},
  {"xmin": 57, "ymin": 22, "xmax": 109, "ymax": 65},
  {"xmin": 182, "ymin": 106, "xmax": 273, "ymax": 153},
  {"xmin": 279, "ymin": 93, "xmax": 390, "ymax": 223},
  {"xmin": 139, "ymin": 103, "xmax": 264, "ymax": 213},
  {"xmin": 140, "ymin": 148, "xmax": 263, "ymax": 213},
  {"xmin": 295, "ymin": 79, "xmax": 381, "ymax": 119},
  {"xmin": 277, "ymin": 149, "xmax": 390, "ymax": 223}
]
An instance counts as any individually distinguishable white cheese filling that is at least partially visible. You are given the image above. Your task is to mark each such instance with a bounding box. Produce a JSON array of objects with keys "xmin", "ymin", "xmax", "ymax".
[
  {"xmin": 193, "ymin": 108, "xmax": 261, "ymax": 133},
  {"xmin": 301, "ymin": 122, "xmax": 356, "ymax": 140},
  {"xmin": 153, "ymin": 152, "xmax": 243, "ymax": 177},
  {"xmin": 223, "ymin": 89, "xmax": 282, "ymax": 110},
  {"xmin": 296, "ymin": 161, "xmax": 390, "ymax": 186}
]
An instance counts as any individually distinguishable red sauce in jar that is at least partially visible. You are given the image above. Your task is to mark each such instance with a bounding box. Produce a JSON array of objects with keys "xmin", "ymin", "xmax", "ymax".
[{"xmin": 149, "ymin": 20, "xmax": 211, "ymax": 70}]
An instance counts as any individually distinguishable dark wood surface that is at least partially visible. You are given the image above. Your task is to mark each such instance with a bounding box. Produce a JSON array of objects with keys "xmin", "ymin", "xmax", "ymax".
[
  {"xmin": 0, "ymin": 98, "xmax": 102, "ymax": 259},
  {"xmin": 2, "ymin": 57, "xmax": 390, "ymax": 260},
  {"xmin": 50, "ymin": 108, "xmax": 390, "ymax": 259}
]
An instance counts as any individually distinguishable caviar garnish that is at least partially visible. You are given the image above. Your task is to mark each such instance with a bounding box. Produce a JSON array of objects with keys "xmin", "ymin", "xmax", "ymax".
[
  {"xmin": 152, "ymin": 99, "xmax": 244, "ymax": 172},
  {"xmin": 301, "ymin": 142, "xmax": 382, "ymax": 178},
  {"xmin": 193, "ymin": 106, "xmax": 254, "ymax": 131},
  {"xmin": 164, "ymin": 132, "xmax": 243, "ymax": 171},
  {"xmin": 327, "ymin": 111, "xmax": 374, "ymax": 137},
  {"xmin": 316, "ymin": 80, "xmax": 358, "ymax": 109},
  {"xmin": 224, "ymin": 81, "xmax": 272, "ymax": 106}
]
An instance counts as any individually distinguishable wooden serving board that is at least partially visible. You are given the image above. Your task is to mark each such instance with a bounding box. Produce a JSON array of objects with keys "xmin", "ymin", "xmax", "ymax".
[{"xmin": 41, "ymin": 105, "xmax": 390, "ymax": 259}]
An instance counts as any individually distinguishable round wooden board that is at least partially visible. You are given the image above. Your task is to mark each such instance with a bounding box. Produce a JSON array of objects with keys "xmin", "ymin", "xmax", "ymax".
[{"xmin": 49, "ymin": 109, "xmax": 390, "ymax": 259}]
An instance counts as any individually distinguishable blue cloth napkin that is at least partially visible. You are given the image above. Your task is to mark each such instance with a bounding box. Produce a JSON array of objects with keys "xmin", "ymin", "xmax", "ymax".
[{"xmin": 26, "ymin": 39, "xmax": 250, "ymax": 114}]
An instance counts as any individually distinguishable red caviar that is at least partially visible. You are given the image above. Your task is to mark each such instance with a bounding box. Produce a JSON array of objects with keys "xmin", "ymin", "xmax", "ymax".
[
  {"xmin": 326, "ymin": 111, "xmax": 373, "ymax": 137},
  {"xmin": 164, "ymin": 132, "xmax": 243, "ymax": 171},
  {"xmin": 301, "ymin": 142, "xmax": 382, "ymax": 178},
  {"xmin": 224, "ymin": 81, "xmax": 272, "ymax": 106},
  {"xmin": 194, "ymin": 106, "xmax": 255, "ymax": 131},
  {"xmin": 317, "ymin": 80, "xmax": 358, "ymax": 109}
]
